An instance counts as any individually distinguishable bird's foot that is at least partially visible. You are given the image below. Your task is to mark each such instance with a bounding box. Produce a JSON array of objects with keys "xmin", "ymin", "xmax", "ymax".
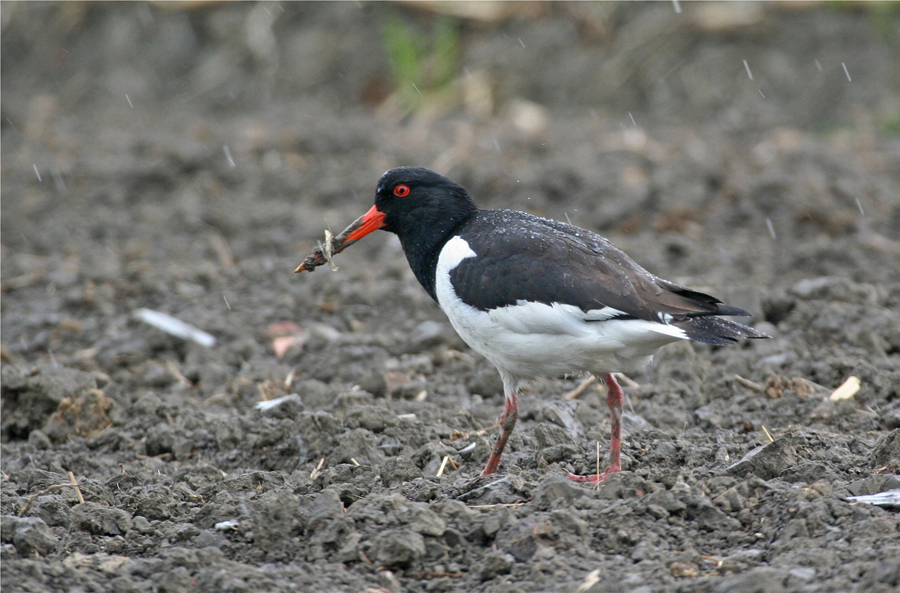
[
  {"xmin": 563, "ymin": 465, "xmax": 620, "ymax": 485},
  {"xmin": 480, "ymin": 457, "xmax": 501, "ymax": 477}
]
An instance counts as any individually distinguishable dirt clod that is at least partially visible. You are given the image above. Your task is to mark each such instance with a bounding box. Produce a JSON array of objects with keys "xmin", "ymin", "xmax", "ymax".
[
  {"xmin": 726, "ymin": 436, "xmax": 799, "ymax": 480},
  {"xmin": 1, "ymin": 516, "xmax": 58, "ymax": 556}
]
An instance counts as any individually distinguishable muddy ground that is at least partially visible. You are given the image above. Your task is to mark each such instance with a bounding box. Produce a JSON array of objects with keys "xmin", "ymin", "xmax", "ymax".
[{"xmin": 2, "ymin": 3, "xmax": 900, "ymax": 592}]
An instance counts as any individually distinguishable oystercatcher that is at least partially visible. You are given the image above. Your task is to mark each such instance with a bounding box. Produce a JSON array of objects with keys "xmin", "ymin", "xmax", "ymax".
[{"xmin": 314, "ymin": 167, "xmax": 769, "ymax": 482}]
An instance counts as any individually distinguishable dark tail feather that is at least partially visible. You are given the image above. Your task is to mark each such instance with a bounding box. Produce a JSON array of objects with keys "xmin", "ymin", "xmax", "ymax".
[
  {"xmin": 676, "ymin": 316, "xmax": 771, "ymax": 345},
  {"xmin": 655, "ymin": 279, "xmax": 770, "ymax": 343},
  {"xmin": 682, "ymin": 303, "xmax": 752, "ymax": 318},
  {"xmin": 658, "ymin": 282, "xmax": 755, "ymax": 319},
  {"xmin": 712, "ymin": 303, "xmax": 753, "ymax": 317}
]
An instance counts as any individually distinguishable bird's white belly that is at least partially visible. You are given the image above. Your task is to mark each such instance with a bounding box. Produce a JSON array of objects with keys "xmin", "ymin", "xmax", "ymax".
[
  {"xmin": 443, "ymin": 302, "xmax": 668, "ymax": 377},
  {"xmin": 434, "ymin": 236, "xmax": 688, "ymax": 379}
]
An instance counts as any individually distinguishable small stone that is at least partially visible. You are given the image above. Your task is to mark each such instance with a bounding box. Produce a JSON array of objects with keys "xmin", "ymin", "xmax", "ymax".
[
  {"xmin": 873, "ymin": 429, "xmax": 900, "ymax": 468},
  {"xmin": 532, "ymin": 477, "xmax": 587, "ymax": 510},
  {"xmin": 156, "ymin": 565, "xmax": 192, "ymax": 593},
  {"xmin": 397, "ymin": 504, "xmax": 446, "ymax": 537},
  {"xmin": 307, "ymin": 489, "xmax": 344, "ymax": 532},
  {"xmin": 726, "ymin": 437, "xmax": 798, "ymax": 480},
  {"xmin": 479, "ymin": 551, "xmax": 515, "ymax": 581},
  {"xmin": 372, "ymin": 530, "xmax": 425, "ymax": 568},
  {"xmin": 643, "ymin": 489, "xmax": 687, "ymax": 515},
  {"xmin": 507, "ymin": 533, "xmax": 538, "ymax": 562},
  {"xmin": 337, "ymin": 531, "xmax": 362, "ymax": 563},
  {"xmin": 332, "ymin": 428, "xmax": 386, "ymax": 465},
  {"xmin": 1, "ymin": 364, "xmax": 97, "ymax": 440},
  {"xmin": 132, "ymin": 516, "xmax": 154, "ymax": 534},
  {"xmin": 647, "ymin": 504, "xmax": 668, "ymax": 519},
  {"xmin": 342, "ymin": 405, "xmax": 398, "ymax": 433},
  {"xmin": 109, "ymin": 576, "xmax": 141, "ymax": 593},
  {"xmin": 27, "ymin": 430, "xmax": 52, "ymax": 450},
  {"xmin": 1, "ymin": 515, "xmax": 58, "ymax": 556},
  {"xmin": 377, "ymin": 569, "xmax": 402, "ymax": 592},
  {"xmin": 71, "ymin": 502, "xmax": 133, "ymax": 536}
]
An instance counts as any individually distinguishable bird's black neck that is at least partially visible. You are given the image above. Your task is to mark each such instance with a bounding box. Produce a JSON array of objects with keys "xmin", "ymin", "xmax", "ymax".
[{"xmin": 399, "ymin": 209, "xmax": 477, "ymax": 302}]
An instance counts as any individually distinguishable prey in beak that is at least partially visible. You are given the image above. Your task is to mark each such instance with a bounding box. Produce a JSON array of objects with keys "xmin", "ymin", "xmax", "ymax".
[{"xmin": 294, "ymin": 205, "xmax": 386, "ymax": 273}]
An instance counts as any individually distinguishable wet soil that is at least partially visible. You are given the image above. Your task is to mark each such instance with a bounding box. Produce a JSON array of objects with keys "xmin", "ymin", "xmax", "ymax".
[{"xmin": 2, "ymin": 3, "xmax": 900, "ymax": 592}]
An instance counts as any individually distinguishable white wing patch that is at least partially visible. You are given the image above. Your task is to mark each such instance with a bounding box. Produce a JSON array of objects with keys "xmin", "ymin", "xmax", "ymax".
[
  {"xmin": 489, "ymin": 302, "xmax": 584, "ymax": 336},
  {"xmin": 488, "ymin": 301, "xmax": 687, "ymax": 343},
  {"xmin": 489, "ymin": 302, "xmax": 626, "ymax": 336},
  {"xmin": 641, "ymin": 321, "xmax": 689, "ymax": 340},
  {"xmin": 583, "ymin": 306, "xmax": 629, "ymax": 322}
]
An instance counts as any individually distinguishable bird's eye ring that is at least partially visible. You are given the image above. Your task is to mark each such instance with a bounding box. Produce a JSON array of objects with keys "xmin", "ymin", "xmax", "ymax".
[{"xmin": 393, "ymin": 184, "xmax": 410, "ymax": 197}]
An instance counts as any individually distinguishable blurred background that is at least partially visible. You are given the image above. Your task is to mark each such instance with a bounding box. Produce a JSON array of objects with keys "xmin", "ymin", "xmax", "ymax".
[{"xmin": 4, "ymin": 1, "xmax": 899, "ymax": 127}]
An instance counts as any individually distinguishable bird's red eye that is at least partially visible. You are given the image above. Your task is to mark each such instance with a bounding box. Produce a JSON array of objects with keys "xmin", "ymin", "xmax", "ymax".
[{"xmin": 393, "ymin": 184, "xmax": 410, "ymax": 197}]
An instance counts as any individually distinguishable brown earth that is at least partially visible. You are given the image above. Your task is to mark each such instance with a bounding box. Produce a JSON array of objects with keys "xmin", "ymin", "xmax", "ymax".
[{"xmin": 2, "ymin": 3, "xmax": 899, "ymax": 592}]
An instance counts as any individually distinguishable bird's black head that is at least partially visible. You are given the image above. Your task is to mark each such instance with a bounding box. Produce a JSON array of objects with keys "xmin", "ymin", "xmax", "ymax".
[
  {"xmin": 372, "ymin": 167, "xmax": 478, "ymax": 238},
  {"xmin": 343, "ymin": 167, "xmax": 479, "ymax": 301}
]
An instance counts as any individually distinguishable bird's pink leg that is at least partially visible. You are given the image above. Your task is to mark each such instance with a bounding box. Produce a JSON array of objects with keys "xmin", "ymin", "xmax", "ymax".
[
  {"xmin": 566, "ymin": 373, "xmax": 623, "ymax": 484},
  {"xmin": 481, "ymin": 391, "xmax": 518, "ymax": 476}
]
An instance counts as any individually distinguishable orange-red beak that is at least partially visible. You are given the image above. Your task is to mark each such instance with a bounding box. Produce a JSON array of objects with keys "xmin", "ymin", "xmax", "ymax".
[{"xmin": 346, "ymin": 205, "xmax": 386, "ymax": 242}]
